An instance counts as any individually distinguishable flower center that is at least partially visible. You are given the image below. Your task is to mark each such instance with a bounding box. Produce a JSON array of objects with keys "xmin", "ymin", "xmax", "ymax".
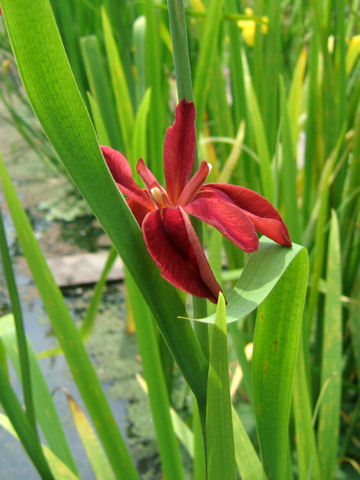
[{"xmin": 150, "ymin": 187, "xmax": 170, "ymax": 209}]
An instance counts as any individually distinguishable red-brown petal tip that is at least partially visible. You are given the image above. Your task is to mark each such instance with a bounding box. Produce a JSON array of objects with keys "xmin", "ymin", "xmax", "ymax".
[
  {"xmin": 164, "ymin": 100, "xmax": 197, "ymax": 203},
  {"xmin": 204, "ymin": 184, "xmax": 292, "ymax": 248}
]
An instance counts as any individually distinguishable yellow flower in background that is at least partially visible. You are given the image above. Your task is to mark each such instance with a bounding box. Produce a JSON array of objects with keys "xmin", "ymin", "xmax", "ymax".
[
  {"xmin": 237, "ymin": 8, "xmax": 269, "ymax": 46},
  {"xmin": 2, "ymin": 59, "xmax": 11, "ymax": 71},
  {"xmin": 346, "ymin": 35, "xmax": 360, "ymax": 73}
]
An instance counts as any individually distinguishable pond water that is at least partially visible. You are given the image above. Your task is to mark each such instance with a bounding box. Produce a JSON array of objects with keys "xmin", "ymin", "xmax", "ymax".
[{"xmin": 0, "ymin": 103, "xmax": 163, "ymax": 478}]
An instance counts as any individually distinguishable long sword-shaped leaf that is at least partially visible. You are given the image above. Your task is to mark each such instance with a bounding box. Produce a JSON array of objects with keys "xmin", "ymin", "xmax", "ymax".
[
  {"xmin": 231, "ymin": 406, "xmax": 267, "ymax": 480},
  {"xmin": 1, "ymin": 0, "xmax": 208, "ymax": 402},
  {"xmin": 241, "ymin": 50, "xmax": 274, "ymax": 202},
  {"xmin": 293, "ymin": 341, "xmax": 321, "ymax": 480},
  {"xmin": 0, "ymin": 207, "xmax": 36, "ymax": 431},
  {"xmin": 0, "ymin": 413, "xmax": 79, "ymax": 480},
  {"xmin": 0, "ymin": 363, "xmax": 53, "ymax": 478},
  {"xmin": 252, "ymin": 246, "xmax": 308, "ymax": 480},
  {"xmin": 317, "ymin": 210, "xmax": 342, "ymax": 479},
  {"xmin": 101, "ymin": 6, "xmax": 134, "ymax": 153},
  {"xmin": 193, "ymin": 0, "xmax": 223, "ymax": 131},
  {"xmin": 206, "ymin": 293, "xmax": 236, "ymax": 479},
  {"xmin": 64, "ymin": 391, "xmax": 116, "ymax": 480},
  {"xmin": 0, "ymin": 155, "xmax": 138, "ymax": 479},
  {"xmin": 127, "ymin": 275, "xmax": 185, "ymax": 480},
  {"xmin": 80, "ymin": 35, "xmax": 122, "ymax": 150},
  {"xmin": 0, "ymin": 314, "xmax": 78, "ymax": 475}
]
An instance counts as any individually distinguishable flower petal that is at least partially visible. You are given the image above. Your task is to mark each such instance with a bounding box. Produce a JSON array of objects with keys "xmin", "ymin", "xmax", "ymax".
[
  {"xmin": 204, "ymin": 184, "xmax": 292, "ymax": 246},
  {"xmin": 127, "ymin": 198, "xmax": 150, "ymax": 225},
  {"xmin": 177, "ymin": 161, "xmax": 211, "ymax": 206},
  {"xmin": 136, "ymin": 158, "xmax": 162, "ymax": 190},
  {"xmin": 142, "ymin": 208, "xmax": 222, "ymax": 303},
  {"xmin": 101, "ymin": 145, "xmax": 154, "ymax": 210},
  {"xmin": 185, "ymin": 191, "xmax": 259, "ymax": 252},
  {"xmin": 164, "ymin": 99, "xmax": 196, "ymax": 203},
  {"xmin": 136, "ymin": 158, "xmax": 170, "ymax": 207}
]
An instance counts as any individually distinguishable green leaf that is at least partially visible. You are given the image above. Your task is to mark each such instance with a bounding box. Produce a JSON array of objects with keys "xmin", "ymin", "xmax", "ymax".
[
  {"xmin": 80, "ymin": 35, "xmax": 122, "ymax": 150},
  {"xmin": 0, "ymin": 362, "xmax": 53, "ymax": 478},
  {"xmin": 193, "ymin": 238, "xmax": 306, "ymax": 324},
  {"xmin": 0, "ymin": 154, "xmax": 138, "ymax": 480},
  {"xmin": 350, "ymin": 271, "xmax": 360, "ymax": 392},
  {"xmin": 241, "ymin": 50, "xmax": 274, "ymax": 202},
  {"xmin": 293, "ymin": 341, "xmax": 321, "ymax": 480},
  {"xmin": 87, "ymin": 92, "xmax": 111, "ymax": 146},
  {"xmin": 101, "ymin": 6, "xmax": 134, "ymax": 152},
  {"xmin": 130, "ymin": 88, "xmax": 152, "ymax": 169},
  {"xmin": 64, "ymin": 391, "xmax": 116, "ymax": 480},
  {"xmin": 37, "ymin": 247, "xmax": 117, "ymax": 359},
  {"xmin": 317, "ymin": 210, "xmax": 342, "ymax": 479},
  {"xmin": 0, "ymin": 314, "xmax": 78, "ymax": 475},
  {"xmin": 0, "ymin": 207, "xmax": 37, "ymax": 431},
  {"xmin": 169, "ymin": 407, "xmax": 194, "ymax": 458},
  {"xmin": 132, "ymin": 16, "xmax": 147, "ymax": 106},
  {"xmin": 193, "ymin": 0, "xmax": 223, "ymax": 130},
  {"xmin": 127, "ymin": 275, "xmax": 185, "ymax": 480},
  {"xmin": 252, "ymin": 246, "xmax": 309, "ymax": 480},
  {"xmin": 217, "ymin": 121, "xmax": 245, "ymax": 184},
  {"xmin": 231, "ymin": 406, "xmax": 267, "ymax": 480},
  {"xmin": 206, "ymin": 293, "xmax": 236, "ymax": 479},
  {"xmin": 279, "ymin": 78, "xmax": 301, "ymax": 242},
  {"xmin": 167, "ymin": 0, "xmax": 193, "ymax": 101},
  {"xmin": 1, "ymin": 0, "xmax": 208, "ymax": 404},
  {"xmin": 144, "ymin": 0, "xmax": 166, "ymax": 180},
  {"xmin": 287, "ymin": 48, "xmax": 307, "ymax": 150},
  {"xmin": 0, "ymin": 413, "xmax": 79, "ymax": 480},
  {"xmin": 80, "ymin": 247, "xmax": 118, "ymax": 341}
]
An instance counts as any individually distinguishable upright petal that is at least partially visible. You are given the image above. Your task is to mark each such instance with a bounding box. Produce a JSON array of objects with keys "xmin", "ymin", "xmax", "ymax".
[
  {"xmin": 164, "ymin": 100, "xmax": 196, "ymax": 204},
  {"xmin": 204, "ymin": 184, "xmax": 292, "ymax": 246},
  {"xmin": 142, "ymin": 208, "xmax": 222, "ymax": 303},
  {"xmin": 136, "ymin": 158, "xmax": 163, "ymax": 191},
  {"xmin": 177, "ymin": 161, "xmax": 212, "ymax": 206},
  {"xmin": 185, "ymin": 191, "xmax": 259, "ymax": 252},
  {"xmin": 101, "ymin": 145, "xmax": 154, "ymax": 211}
]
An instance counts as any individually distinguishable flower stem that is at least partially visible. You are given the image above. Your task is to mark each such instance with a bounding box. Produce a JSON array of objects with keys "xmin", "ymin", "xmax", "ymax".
[
  {"xmin": 167, "ymin": 0, "xmax": 193, "ymax": 102},
  {"xmin": 167, "ymin": 0, "xmax": 210, "ymax": 466},
  {"xmin": 167, "ymin": 0, "xmax": 209, "ymax": 352}
]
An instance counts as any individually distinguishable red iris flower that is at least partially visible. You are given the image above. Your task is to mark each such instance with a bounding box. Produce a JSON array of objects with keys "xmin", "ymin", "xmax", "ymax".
[{"xmin": 101, "ymin": 99, "xmax": 291, "ymax": 303}]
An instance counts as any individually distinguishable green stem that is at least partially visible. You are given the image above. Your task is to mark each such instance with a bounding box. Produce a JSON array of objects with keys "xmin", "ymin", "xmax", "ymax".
[
  {"xmin": 167, "ymin": 0, "xmax": 193, "ymax": 101},
  {"xmin": 167, "ymin": 2, "xmax": 210, "ymax": 471},
  {"xmin": 167, "ymin": 0, "xmax": 209, "ymax": 355},
  {"xmin": 0, "ymin": 207, "xmax": 37, "ymax": 434}
]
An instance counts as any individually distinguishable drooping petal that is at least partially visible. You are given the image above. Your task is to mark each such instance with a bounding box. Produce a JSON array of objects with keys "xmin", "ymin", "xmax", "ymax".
[
  {"xmin": 101, "ymin": 145, "xmax": 154, "ymax": 211},
  {"xmin": 204, "ymin": 184, "xmax": 292, "ymax": 246},
  {"xmin": 142, "ymin": 207, "xmax": 222, "ymax": 303},
  {"xmin": 185, "ymin": 191, "xmax": 259, "ymax": 252},
  {"xmin": 164, "ymin": 99, "xmax": 196, "ymax": 204}
]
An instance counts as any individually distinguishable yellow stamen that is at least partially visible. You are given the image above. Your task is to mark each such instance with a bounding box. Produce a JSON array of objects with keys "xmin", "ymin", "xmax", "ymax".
[{"xmin": 150, "ymin": 187, "xmax": 167, "ymax": 208}]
